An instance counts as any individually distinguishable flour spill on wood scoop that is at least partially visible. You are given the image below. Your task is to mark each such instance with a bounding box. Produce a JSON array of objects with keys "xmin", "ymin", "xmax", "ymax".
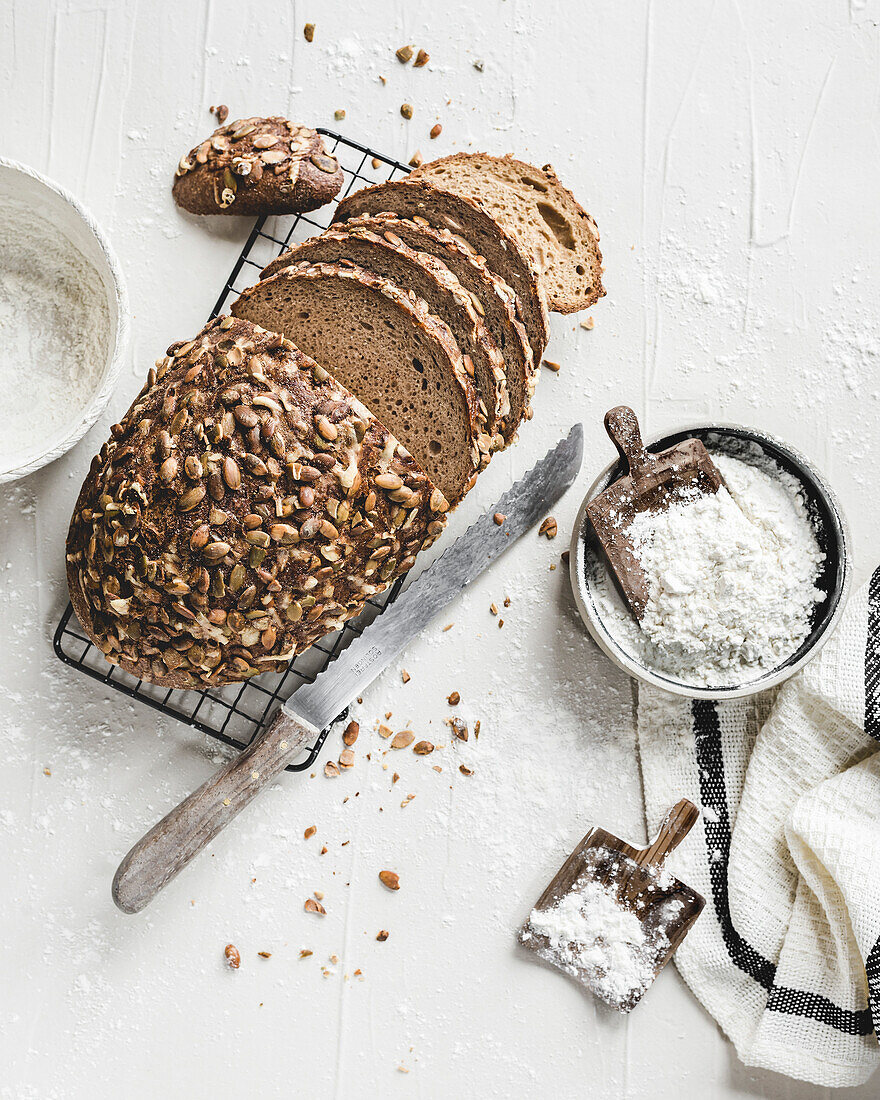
[{"xmin": 519, "ymin": 800, "xmax": 704, "ymax": 1012}]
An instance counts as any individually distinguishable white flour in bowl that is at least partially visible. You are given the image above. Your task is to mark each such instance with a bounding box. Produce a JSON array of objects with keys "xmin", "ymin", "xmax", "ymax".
[
  {"xmin": 594, "ymin": 449, "xmax": 825, "ymax": 687},
  {"xmin": 0, "ymin": 200, "xmax": 110, "ymax": 467}
]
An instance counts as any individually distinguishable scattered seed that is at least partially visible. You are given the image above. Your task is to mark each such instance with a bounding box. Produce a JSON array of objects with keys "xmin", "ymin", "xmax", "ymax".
[
  {"xmin": 447, "ymin": 691, "xmax": 460, "ymax": 706},
  {"xmin": 339, "ymin": 749, "xmax": 355, "ymax": 769},
  {"xmin": 581, "ymin": 316, "xmax": 595, "ymax": 330},
  {"xmin": 258, "ymin": 951, "xmax": 272, "ymax": 959},
  {"xmin": 376, "ymin": 930, "xmax": 390, "ymax": 941},
  {"xmin": 304, "ymin": 898, "xmax": 326, "ymax": 915},
  {"xmin": 324, "ymin": 760, "xmax": 340, "ymax": 778},
  {"xmin": 314, "ymin": 890, "xmax": 324, "ymax": 901},
  {"xmin": 377, "ymin": 724, "xmax": 393, "ymax": 739},
  {"xmin": 474, "ymin": 720, "xmax": 481, "ymax": 739},
  {"xmin": 320, "ymin": 846, "xmax": 328, "ymax": 855},
  {"xmin": 499, "ymin": 618, "xmax": 504, "ymax": 628},
  {"xmin": 409, "ymin": 149, "xmax": 423, "ymax": 167},
  {"xmin": 539, "ymin": 516, "xmax": 558, "ymax": 539},
  {"xmin": 490, "ymin": 602, "xmax": 499, "ymax": 615},
  {"xmin": 400, "ymin": 794, "xmax": 415, "ymax": 808},
  {"xmin": 391, "ymin": 730, "xmax": 414, "ymax": 750},
  {"xmin": 343, "ymin": 720, "xmax": 359, "ymax": 746},
  {"xmin": 401, "ymin": 669, "xmax": 411, "ymax": 684},
  {"xmin": 211, "ymin": 104, "xmax": 229, "ymax": 124},
  {"xmin": 224, "ymin": 944, "xmax": 241, "ymax": 969},
  {"xmin": 473, "ymin": 59, "xmax": 484, "ymax": 71},
  {"xmin": 392, "ymin": 772, "xmax": 400, "ymax": 784},
  {"xmin": 371, "ymin": 157, "xmax": 382, "ymax": 169},
  {"xmin": 304, "ymin": 825, "xmax": 317, "ymax": 839},
  {"xmin": 299, "ymin": 949, "xmax": 313, "ymax": 958},
  {"xmin": 414, "ymin": 48, "xmax": 429, "ymax": 67},
  {"xmin": 503, "ymin": 597, "xmax": 511, "ymax": 607},
  {"xmin": 459, "ymin": 764, "xmax": 474, "ymax": 776},
  {"xmin": 442, "ymin": 623, "xmax": 453, "ymax": 632},
  {"xmin": 430, "ymin": 123, "xmax": 442, "ymax": 139},
  {"xmin": 493, "ymin": 512, "xmax": 506, "ymax": 525},
  {"xmin": 379, "ymin": 870, "xmax": 400, "ymax": 891},
  {"xmin": 400, "ymin": 103, "xmax": 413, "ymax": 119},
  {"xmin": 334, "ymin": 109, "xmax": 346, "ymax": 121},
  {"xmin": 450, "ymin": 717, "xmax": 468, "ymax": 742},
  {"xmin": 543, "ymin": 359, "xmax": 561, "ymax": 372},
  {"xmin": 396, "ymin": 44, "xmax": 414, "ymax": 62},
  {"xmin": 413, "ymin": 741, "xmax": 434, "ymax": 755},
  {"xmin": 303, "ymin": 22, "xmax": 315, "ymax": 41}
]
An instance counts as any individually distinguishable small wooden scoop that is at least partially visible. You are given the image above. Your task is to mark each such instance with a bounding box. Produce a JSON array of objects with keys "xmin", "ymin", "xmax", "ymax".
[
  {"xmin": 585, "ymin": 407, "xmax": 724, "ymax": 618},
  {"xmin": 518, "ymin": 799, "xmax": 705, "ymax": 1012}
]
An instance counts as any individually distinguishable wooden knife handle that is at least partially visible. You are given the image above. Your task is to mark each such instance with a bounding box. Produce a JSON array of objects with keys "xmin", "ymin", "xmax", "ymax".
[
  {"xmin": 604, "ymin": 405, "xmax": 655, "ymax": 481},
  {"xmin": 112, "ymin": 710, "xmax": 317, "ymax": 914},
  {"xmin": 635, "ymin": 798, "xmax": 700, "ymax": 868}
]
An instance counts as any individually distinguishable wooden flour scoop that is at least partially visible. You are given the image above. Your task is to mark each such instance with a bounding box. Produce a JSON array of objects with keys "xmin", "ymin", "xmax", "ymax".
[
  {"xmin": 585, "ymin": 407, "xmax": 724, "ymax": 618},
  {"xmin": 518, "ymin": 799, "xmax": 705, "ymax": 1012}
]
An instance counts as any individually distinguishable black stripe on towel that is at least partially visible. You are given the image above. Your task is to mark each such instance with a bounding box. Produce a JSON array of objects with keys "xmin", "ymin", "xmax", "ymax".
[
  {"xmin": 864, "ymin": 565, "xmax": 880, "ymax": 743},
  {"xmin": 692, "ymin": 699, "xmax": 874, "ymax": 1036}
]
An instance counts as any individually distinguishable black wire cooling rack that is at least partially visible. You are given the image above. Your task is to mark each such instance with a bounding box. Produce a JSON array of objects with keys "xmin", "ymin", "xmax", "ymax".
[{"xmin": 54, "ymin": 130, "xmax": 411, "ymax": 771}]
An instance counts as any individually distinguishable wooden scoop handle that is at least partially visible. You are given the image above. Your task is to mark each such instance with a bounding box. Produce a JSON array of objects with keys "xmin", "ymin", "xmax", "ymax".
[
  {"xmin": 604, "ymin": 406, "xmax": 656, "ymax": 481},
  {"xmin": 112, "ymin": 710, "xmax": 317, "ymax": 914},
  {"xmin": 635, "ymin": 798, "xmax": 700, "ymax": 868}
]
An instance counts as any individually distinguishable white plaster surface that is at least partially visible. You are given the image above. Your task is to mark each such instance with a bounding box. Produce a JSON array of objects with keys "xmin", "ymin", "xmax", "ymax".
[{"xmin": 2, "ymin": 1, "xmax": 880, "ymax": 1096}]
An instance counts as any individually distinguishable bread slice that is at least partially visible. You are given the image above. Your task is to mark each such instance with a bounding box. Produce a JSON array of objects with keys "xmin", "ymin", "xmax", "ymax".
[
  {"xmin": 333, "ymin": 178, "xmax": 549, "ymax": 361},
  {"xmin": 409, "ymin": 153, "xmax": 604, "ymax": 314},
  {"xmin": 232, "ymin": 262, "xmax": 482, "ymax": 504},
  {"xmin": 173, "ymin": 117, "xmax": 343, "ymax": 216},
  {"xmin": 262, "ymin": 213, "xmax": 537, "ymax": 446},
  {"xmin": 65, "ymin": 316, "xmax": 448, "ymax": 690},
  {"xmin": 257, "ymin": 223, "xmax": 508, "ymax": 447}
]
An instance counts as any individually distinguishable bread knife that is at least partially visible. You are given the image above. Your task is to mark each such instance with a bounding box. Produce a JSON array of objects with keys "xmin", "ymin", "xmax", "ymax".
[{"xmin": 113, "ymin": 424, "xmax": 584, "ymax": 913}]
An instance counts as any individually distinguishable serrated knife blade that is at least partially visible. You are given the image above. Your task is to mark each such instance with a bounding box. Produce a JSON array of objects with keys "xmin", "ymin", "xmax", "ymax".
[{"xmin": 283, "ymin": 423, "xmax": 584, "ymax": 731}]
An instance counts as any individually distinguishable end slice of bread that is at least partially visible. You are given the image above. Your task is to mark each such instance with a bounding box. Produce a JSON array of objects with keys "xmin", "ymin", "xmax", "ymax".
[{"xmin": 410, "ymin": 153, "xmax": 604, "ymax": 314}]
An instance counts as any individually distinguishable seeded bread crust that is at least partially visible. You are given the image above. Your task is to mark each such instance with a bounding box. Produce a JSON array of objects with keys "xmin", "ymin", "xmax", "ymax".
[
  {"xmin": 332, "ymin": 178, "xmax": 549, "ymax": 361},
  {"xmin": 231, "ymin": 261, "xmax": 484, "ymax": 504},
  {"xmin": 173, "ymin": 117, "xmax": 343, "ymax": 216},
  {"xmin": 66, "ymin": 316, "xmax": 448, "ymax": 690},
  {"xmin": 263, "ymin": 212, "xmax": 538, "ymax": 446},
  {"xmin": 254, "ymin": 223, "xmax": 508, "ymax": 446},
  {"xmin": 409, "ymin": 153, "xmax": 605, "ymax": 314}
]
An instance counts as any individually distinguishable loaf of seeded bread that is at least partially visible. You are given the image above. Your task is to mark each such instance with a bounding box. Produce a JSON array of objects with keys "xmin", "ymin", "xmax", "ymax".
[
  {"xmin": 231, "ymin": 261, "xmax": 484, "ymax": 504},
  {"xmin": 333, "ymin": 178, "xmax": 550, "ymax": 362},
  {"xmin": 255, "ymin": 223, "xmax": 508, "ymax": 446},
  {"xmin": 66, "ymin": 317, "xmax": 448, "ymax": 689},
  {"xmin": 409, "ymin": 153, "xmax": 604, "ymax": 314},
  {"xmin": 173, "ymin": 117, "xmax": 343, "ymax": 216},
  {"xmin": 261, "ymin": 213, "xmax": 537, "ymax": 445}
]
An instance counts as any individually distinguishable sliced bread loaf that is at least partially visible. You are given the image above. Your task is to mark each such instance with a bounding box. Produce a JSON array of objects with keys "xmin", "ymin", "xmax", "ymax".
[
  {"xmin": 333, "ymin": 178, "xmax": 549, "ymax": 361},
  {"xmin": 262, "ymin": 213, "xmax": 537, "ymax": 445},
  {"xmin": 255, "ymin": 224, "xmax": 508, "ymax": 447},
  {"xmin": 231, "ymin": 262, "xmax": 482, "ymax": 504},
  {"xmin": 65, "ymin": 316, "xmax": 448, "ymax": 689},
  {"xmin": 409, "ymin": 153, "xmax": 604, "ymax": 314}
]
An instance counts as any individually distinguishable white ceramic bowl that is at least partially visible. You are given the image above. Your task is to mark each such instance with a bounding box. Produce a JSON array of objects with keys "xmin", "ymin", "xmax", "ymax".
[
  {"xmin": 569, "ymin": 423, "xmax": 851, "ymax": 699},
  {"xmin": 0, "ymin": 158, "xmax": 129, "ymax": 483}
]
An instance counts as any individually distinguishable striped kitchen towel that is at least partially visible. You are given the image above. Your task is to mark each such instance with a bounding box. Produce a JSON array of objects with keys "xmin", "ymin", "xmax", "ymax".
[{"xmin": 638, "ymin": 568, "xmax": 880, "ymax": 1088}]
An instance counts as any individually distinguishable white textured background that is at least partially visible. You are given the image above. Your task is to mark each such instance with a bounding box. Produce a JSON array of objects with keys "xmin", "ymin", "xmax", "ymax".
[{"xmin": 2, "ymin": 1, "xmax": 880, "ymax": 1096}]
